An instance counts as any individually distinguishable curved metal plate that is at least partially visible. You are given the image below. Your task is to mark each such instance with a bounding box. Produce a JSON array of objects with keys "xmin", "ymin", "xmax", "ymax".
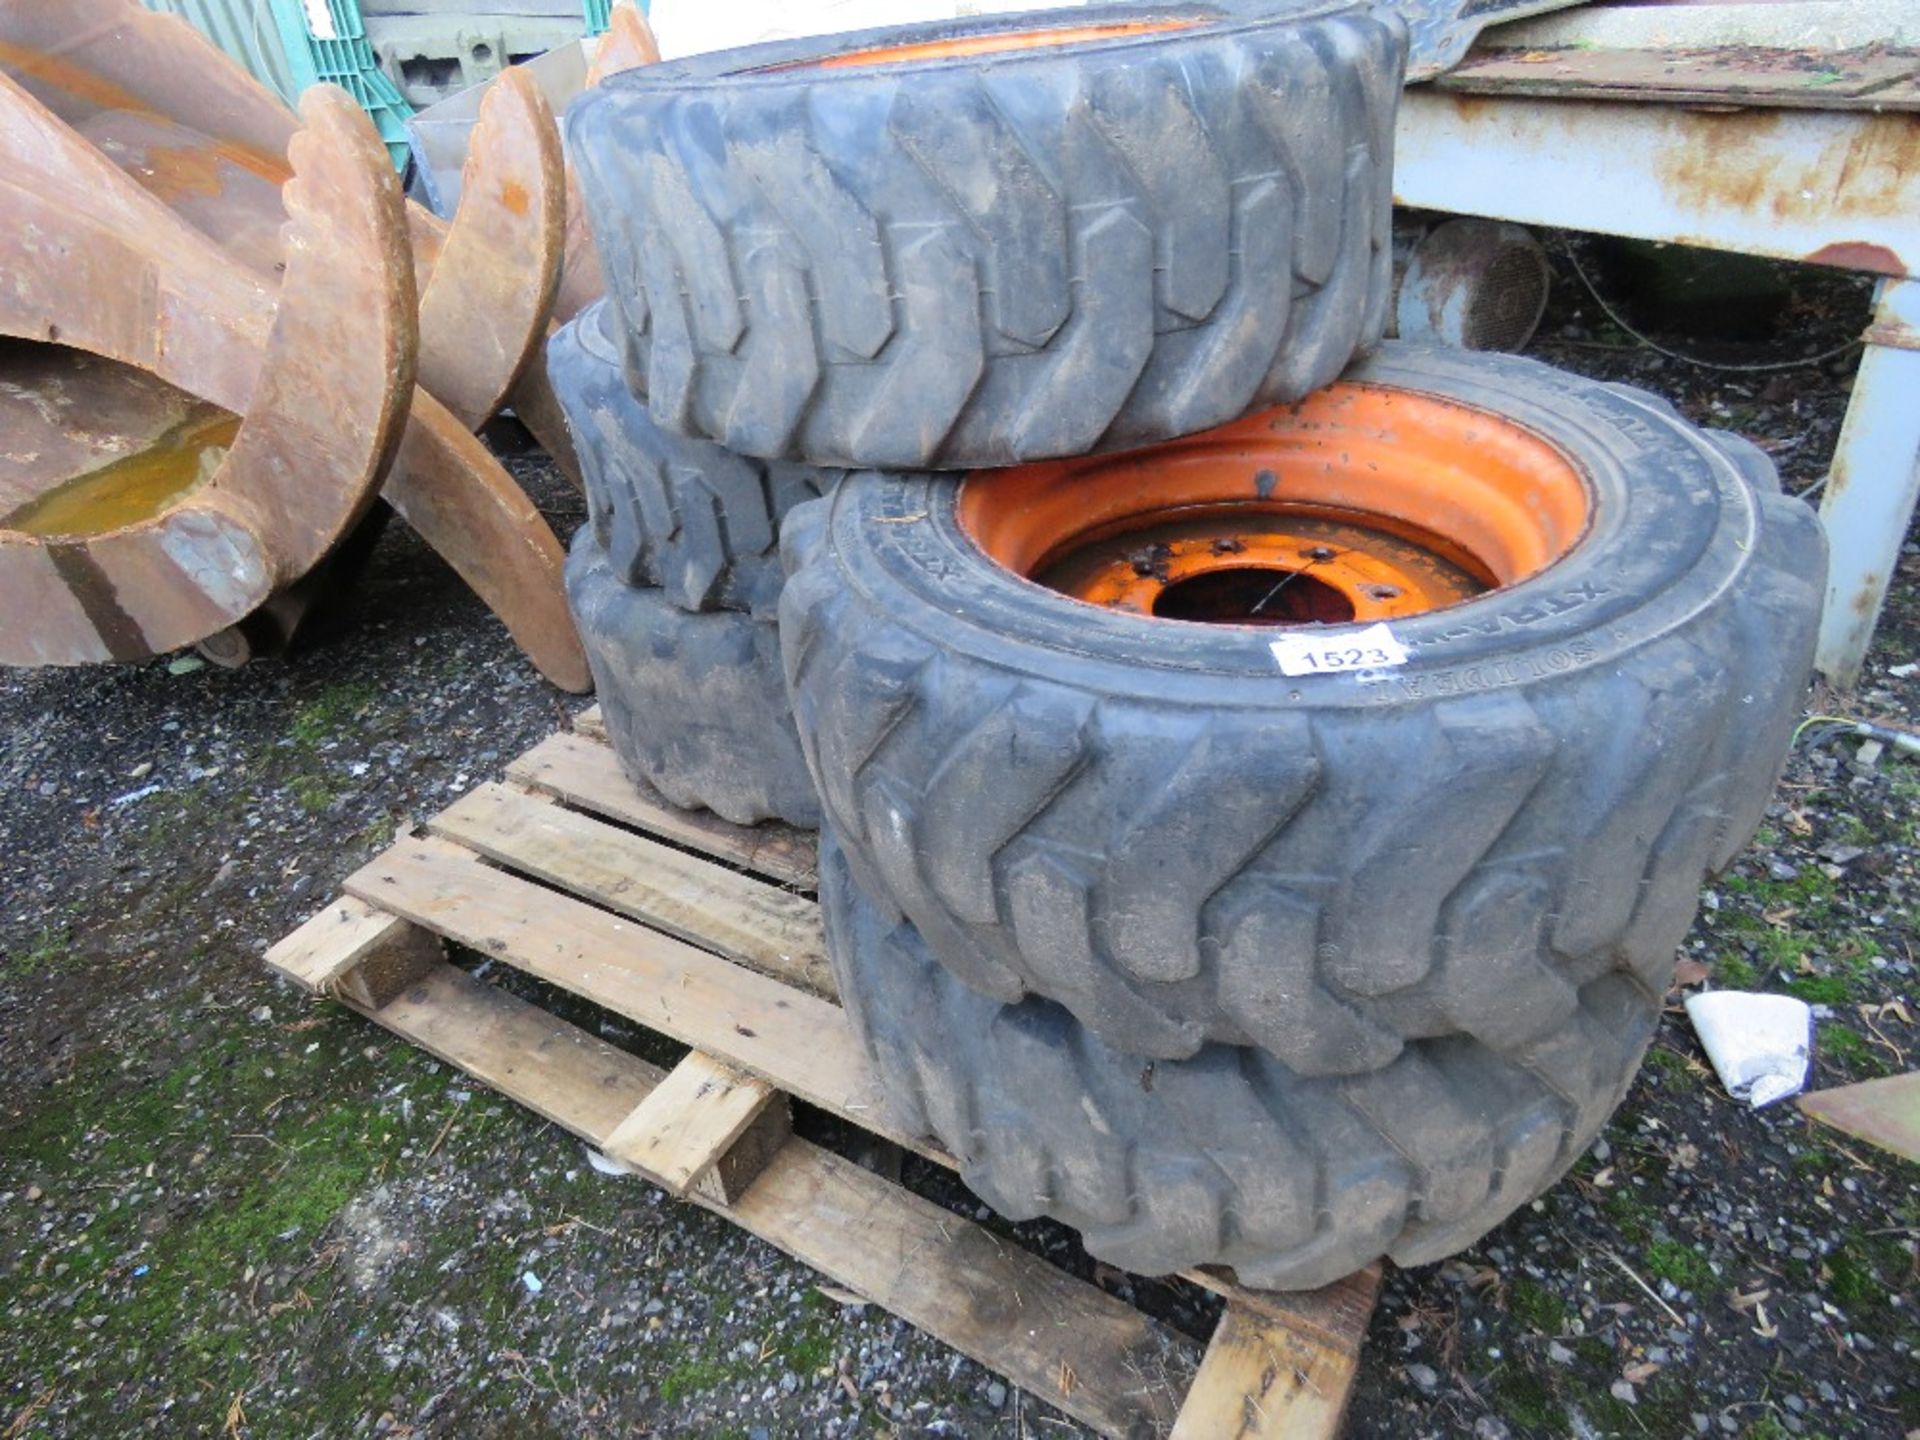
[{"xmin": 0, "ymin": 84, "xmax": 414, "ymax": 664}]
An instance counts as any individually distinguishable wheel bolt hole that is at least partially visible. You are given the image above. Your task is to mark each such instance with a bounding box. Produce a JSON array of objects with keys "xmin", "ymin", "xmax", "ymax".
[
  {"xmin": 1364, "ymin": 583, "xmax": 1402, "ymax": 600},
  {"xmin": 1304, "ymin": 546, "xmax": 1337, "ymax": 562}
]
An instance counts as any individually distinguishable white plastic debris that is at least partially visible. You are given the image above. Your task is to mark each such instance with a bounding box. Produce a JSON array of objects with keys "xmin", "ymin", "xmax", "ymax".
[
  {"xmin": 521, "ymin": 1271, "xmax": 544, "ymax": 1295},
  {"xmin": 1684, "ymin": 991, "xmax": 1812, "ymax": 1109},
  {"xmin": 585, "ymin": 1144, "xmax": 637, "ymax": 1177}
]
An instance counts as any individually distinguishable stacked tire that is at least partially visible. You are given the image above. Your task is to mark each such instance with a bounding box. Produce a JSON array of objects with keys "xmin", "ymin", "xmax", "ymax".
[
  {"xmin": 551, "ymin": 298, "xmax": 829, "ymax": 827},
  {"xmin": 556, "ymin": 1, "xmax": 1826, "ymax": 1290}
]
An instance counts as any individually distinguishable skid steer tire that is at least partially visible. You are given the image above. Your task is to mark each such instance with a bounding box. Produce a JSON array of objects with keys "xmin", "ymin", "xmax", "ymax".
[
  {"xmin": 550, "ymin": 301, "xmax": 839, "ymax": 618},
  {"xmin": 566, "ymin": 531, "xmax": 820, "ymax": 827},
  {"xmin": 822, "ymin": 831, "xmax": 1661, "ymax": 1289},
  {"xmin": 781, "ymin": 345, "xmax": 1826, "ymax": 1064},
  {"xmin": 568, "ymin": 1, "xmax": 1406, "ymax": 468}
]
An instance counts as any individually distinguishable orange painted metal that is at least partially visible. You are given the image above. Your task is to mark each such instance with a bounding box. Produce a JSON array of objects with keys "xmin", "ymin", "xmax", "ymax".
[
  {"xmin": 792, "ymin": 17, "xmax": 1197, "ymax": 71},
  {"xmin": 957, "ymin": 383, "xmax": 1590, "ymax": 625}
]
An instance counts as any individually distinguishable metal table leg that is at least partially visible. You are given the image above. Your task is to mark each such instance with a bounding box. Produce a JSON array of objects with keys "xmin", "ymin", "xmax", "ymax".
[{"xmin": 1817, "ymin": 278, "xmax": 1920, "ymax": 688}]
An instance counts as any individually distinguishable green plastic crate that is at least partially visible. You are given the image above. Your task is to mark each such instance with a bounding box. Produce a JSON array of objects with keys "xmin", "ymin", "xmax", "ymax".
[{"xmin": 268, "ymin": 0, "xmax": 415, "ymax": 169}]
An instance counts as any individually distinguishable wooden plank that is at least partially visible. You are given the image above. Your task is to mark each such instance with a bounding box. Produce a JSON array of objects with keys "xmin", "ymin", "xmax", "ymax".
[
  {"xmin": 352, "ymin": 958, "xmax": 661, "ymax": 1141},
  {"xmin": 347, "ymin": 835, "xmax": 1376, "ymax": 1342},
  {"xmin": 350, "ymin": 957, "xmax": 1196, "ymax": 1438},
  {"xmin": 694, "ymin": 1098, "xmax": 792, "ymax": 1207},
  {"xmin": 1798, "ymin": 1070, "xmax": 1920, "ymax": 1164},
  {"xmin": 266, "ymin": 894, "xmax": 442, "ymax": 1007},
  {"xmin": 429, "ymin": 782, "xmax": 831, "ymax": 996},
  {"xmin": 733, "ymin": 1144, "xmax": 1192, "ymax": 1437},
  {"xmin": 572, "ymin": 703, "xmax": 606, "ymax": 741},
  {"xmin": 342, "ymin": 837, "xmax": 917, "ymax": 1148},
  {"xmin": 604, "ymin": 1051, "xmax": 787, "ymax": 1198},
  {"xmin": 268, "ymin": 896, "xmax": 411, "ymax": 990},
  {"xmin": 1441, "ymin": 45, "xmax": 1920, "ymax": 111},
  {"xmin": 508, "ymin": 731, "xmax": 818, "ymax": 888},
  {"xmin": 1185, "ymin": 1265, "xmax": 1380, "ymax": 1358},
  {"xmin": 1169, "ymin": 1302, "xmax": 1362, "ymax": 1440}
]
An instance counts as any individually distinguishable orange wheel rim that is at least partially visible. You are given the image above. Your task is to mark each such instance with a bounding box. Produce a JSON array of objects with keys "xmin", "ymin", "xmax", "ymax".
[
  {"xmin": 762, "ymin": 18, "xmax": 1197, "ymax": 71},
  {"xmin": 956, "ymin": 383, "xmax": 1592, "ymax": 627}
]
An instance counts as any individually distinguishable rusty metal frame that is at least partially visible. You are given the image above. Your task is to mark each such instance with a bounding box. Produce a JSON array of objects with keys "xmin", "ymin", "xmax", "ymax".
[{"xmin": 1395, "ymin": 82, "xmax": 1920, "ymax": 686}]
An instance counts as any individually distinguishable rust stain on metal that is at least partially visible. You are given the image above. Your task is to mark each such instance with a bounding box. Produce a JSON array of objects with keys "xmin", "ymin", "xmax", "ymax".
[
  {"xmin": 143, "ymin": 137, "xmax": 291, "ymax": 196},
  {"xmin": 0, "ymin": 2, "xmax": 592, "ymax": 687},
  {"xmin": 0, "ymin": 36, "xmax": 151, "ymax": 115},
  {"xmin": 1653, "ymin": 109, "xmax": 1918, "ymax": 226},
  {"xmin": 1806, "ymin": 240, "xmax": 1904, "ymax": 276},
  {"xmin": 0, "ymin": 81, "xmax": 413, "ymax": 667}
]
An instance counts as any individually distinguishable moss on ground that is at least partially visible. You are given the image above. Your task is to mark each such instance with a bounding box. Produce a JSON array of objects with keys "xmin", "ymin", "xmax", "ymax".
[
  {"xmin": 1644, "ymin": 1239, "xmax": 1715, "ymax": 1295},
  {"xmin": 1508, "ymin": 1278, "xmax": 1570, "ymax": 1336}
]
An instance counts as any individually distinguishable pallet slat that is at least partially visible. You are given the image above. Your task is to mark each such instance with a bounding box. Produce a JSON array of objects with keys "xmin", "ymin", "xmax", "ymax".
[
  {"xmin": 342, "ymin": 836, "xmax": 919, "ymax": 1149},
  {"xmin": 265, "ymin": 895, "xmax": 415, "ymax": 991},
  {"xmin": 1169, "ymin": 1302, "xmax": 1363, "ymax": 1439},
  {"xmin": 734, "ymin": 1145, "xmax": 1192, "ymax": 1436},
  {"xmin": 511, "ymin": 731, "xmax": 817, "ymax": 887},
  {"xmin": 431, "ymin": 782, "xmax": 832, "ymax": 995},
  {"xmin": 345, "ymin": 827, "xmax": 1377, "ymax": 1362},
  {"xmin": 297, "ymin": 955, "xmax": 1195, "ymax": 1438}
]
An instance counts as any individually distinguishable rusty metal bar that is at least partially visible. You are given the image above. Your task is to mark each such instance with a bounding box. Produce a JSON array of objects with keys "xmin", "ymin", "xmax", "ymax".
[
  {"xmin": 1394, "ymin": 92, "xmax": 1915, "ymax": 279},
  {"xmin": 1816, "ymin": 278, "xmax": 1920, "ymax": 688}
]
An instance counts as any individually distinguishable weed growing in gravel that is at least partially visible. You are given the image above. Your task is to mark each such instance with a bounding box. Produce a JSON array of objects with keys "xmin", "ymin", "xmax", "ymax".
[
  {"xmin": 659, "ymin": 1357, "xmax": 735, "ymax": 1403},
  {"xmin": 4, "ymin": 925, "xmax": 77, "ymax": 980},
  {"xmin": 290, "ymin": 773, "xmax": 341, "ymax": 814},
  {"xmin": 1644, "ymin": 1238, "xmax": 1714, "ymax": 1294},
  {"xmin": 1823, "ymin": 1226, "xmax": 1917, "ymax": 1325},
  {"xmin": 1818, "ymin": 1023, "xmax": 1890, "ymax": 1078},
  {"xmin": 1491, "ymin": 1365, "xmax": 1566, "ymax": 1436},
  {"xmin": 1786, "ymin": 974, "xmax": 1854, "ymax": 1004},
  {"xmin": 1641, "ymin": 1046, "xmax": 1699, "ymax": 1090},
  {"xmin": 1507, "ymin": 1277, "xmax": 1569, "ymax": 1335},
  {"xmin": 290, "ymin": 681, "xmax": 377, "ymax": 752}
]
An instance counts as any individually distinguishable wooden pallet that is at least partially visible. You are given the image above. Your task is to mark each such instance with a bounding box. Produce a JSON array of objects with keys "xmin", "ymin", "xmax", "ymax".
[{"xmin": 267, "ymin": 707, "xmax": 1381, "ymax": 1439}]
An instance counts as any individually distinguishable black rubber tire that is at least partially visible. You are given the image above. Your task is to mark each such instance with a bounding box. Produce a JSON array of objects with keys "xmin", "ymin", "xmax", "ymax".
[
  {"xmin": 550, "ymin": 300, "xmax": 840, "ymax": 618},
  {"xmin": 568, "ymin": 1, "xmax": 1405, "ymax": 468},
  {"xmin": 566, "ymin": 531, "xmax": 820, "ymax": 828},
  {"xmin": 780, "ymin": 345, "xmax": 1827, "ymax": 1064},
  {"xmin": 822, "ymin": 830, "xmax": 1660, "ymax": 1290}
]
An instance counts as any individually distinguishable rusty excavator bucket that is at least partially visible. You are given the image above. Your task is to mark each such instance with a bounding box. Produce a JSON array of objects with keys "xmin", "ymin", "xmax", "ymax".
[
  {"xmin": 0, "ymin": 0, "xmax": 622, "ymax": 690},
  {"xmin": 0, "ymin": 79, "xmax": 414, "ymax": 665}
]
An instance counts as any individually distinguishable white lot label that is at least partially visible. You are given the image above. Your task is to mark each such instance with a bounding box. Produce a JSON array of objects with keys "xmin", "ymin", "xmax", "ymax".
[{"xmin": 1269, "ymin": 622, "xmax": 1410, "ymax": 678}]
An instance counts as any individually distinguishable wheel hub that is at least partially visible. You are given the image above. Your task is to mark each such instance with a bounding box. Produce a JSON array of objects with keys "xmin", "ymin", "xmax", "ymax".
[{"xmin": 956, "ymin": 382, "xmax": 1591, "ymax": 629}]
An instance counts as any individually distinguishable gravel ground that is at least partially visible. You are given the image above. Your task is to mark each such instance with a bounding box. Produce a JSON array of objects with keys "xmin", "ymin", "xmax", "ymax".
[{"xmin": 3, "ymin": 247, "xmax": 1916, "ymax": 1440}]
